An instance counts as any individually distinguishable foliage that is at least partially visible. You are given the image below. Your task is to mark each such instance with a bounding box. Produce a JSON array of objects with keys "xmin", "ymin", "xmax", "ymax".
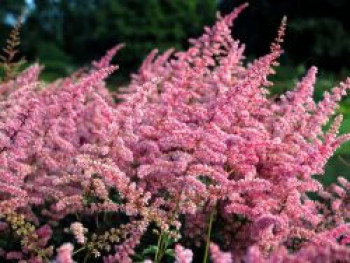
[
  {"xmin": 3, "ymin": 0, "xmax": 350, "ymax": 77},
  {"xmin": 19, "ymin": 0, "xmax": 216, "ymax": 82},
  {"xmin": 219, "ymin": 0, "xmax": 350, "ymax": 71}
]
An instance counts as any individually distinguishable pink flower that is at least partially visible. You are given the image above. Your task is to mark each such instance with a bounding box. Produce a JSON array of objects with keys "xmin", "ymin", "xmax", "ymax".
[
  {"xmin": 70, "ymin": 222, "xmax": 86, "ymax": 244},
  {"xmin": 210, "ymin": 243, "xmax": 233, "ymax": 263},
  {"xmin": 55, "ymin": 243, "xmax": 75, "ymax": 263},
  {"xmin": 0, "ymin": 2, "xmax": 349, "ymax": 262},
  {"xmin": 175, "ymin": 245, "xmax": 193, "ymax": 263}
]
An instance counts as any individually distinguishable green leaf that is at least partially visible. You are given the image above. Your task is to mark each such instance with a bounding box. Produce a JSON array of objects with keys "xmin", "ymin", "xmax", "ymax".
[
  {"xmin": 142, "ymin": 245, "xmax": 158, "ymax": 255},
  {"xmin": 198, "ymin": 175, "xmax": 214, "ymax": 186},
  {"xmin": 165, "ymin": 249, "xmax": 175, "ymax": 257}
]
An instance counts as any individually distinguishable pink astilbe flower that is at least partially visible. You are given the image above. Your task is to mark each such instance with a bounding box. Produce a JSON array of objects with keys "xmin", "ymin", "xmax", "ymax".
[
  {"xmin": 92, "ymin": 44, "xmax": 125, "ymax": 70},
  {"xmin": 118, "ymin": 2, "xmax": 350, "ymax": 259},
  {"xmin": 210, "ymin": 243, "xmax": 233, "ymax": 263},
  {"xmin": 70, "ymin": 222, "xmax": 86, "ymax": 244},
  {"xmin": 54, "ymin": 243, "xmax": 75, "ymax": 263},
  {"xmin": 104, "ymin": 220, "xmax": 149, "ymax": 263},
  {"xmin": 0, "ymin": 3, "xmax": 349, "ymax": 262},
  {"xmin": 0, "ymin": 65, "xmax": 119, "ymax": 215},
  {"xmin": 0, "ymin": 64, "xmax": 43, "ymax": 96},
  {"xmin": 5, "ymin": 251, "xmax": 23, "ymax": 260},
  {"xmin": 0, "ymin": 51, "xmax": 155, "ymax": 261},
  {"xmin": 245, "ymin": 242, "xmax": 350, "ymax": 263},
  {"xmin": 35, "ymin": 224, "xmax": 53, "ymax": 247},
  {"xmin": 174, "ymin": 244, "xmax": 193, "ymax": 263}
]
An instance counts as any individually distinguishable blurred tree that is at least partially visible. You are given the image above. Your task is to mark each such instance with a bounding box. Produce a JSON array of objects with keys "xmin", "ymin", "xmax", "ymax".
[
  {"xmin": 0, "ymin": 0, "xmax": 25, "ymax": 23},
  {"xmin": 21, "ymin": 0, "xmax": 217, "ymax": 81},
  {"xmin": 0, "ymin": 0, "xmax": 25, "ymax": 43},
  {"xmin": 219, "ymin": 0, "xmax": 350, "ymax": 72},
  {"xmin": 3, "ymin": 0, "xmax": 350, "ymax": 78},
  {"xmin": 93, "ymin": 0, "xmax": 217, "ymax": 78}
]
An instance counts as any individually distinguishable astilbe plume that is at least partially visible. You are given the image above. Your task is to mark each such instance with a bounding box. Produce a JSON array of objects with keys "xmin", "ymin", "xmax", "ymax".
[
  {"xmin": 119, "ymin": 2, "xmax": 350, "ymax": 261},
  {"xmin": 54, "ymin": 243, "xmax": 75, "ymax": 263},
  {"xmin": 70, "ymin": 222, "xmax": 87, "ymax": 245},
  {"xmin": 0, "ymin": 45, "xmax": 161, "ymax": 261},
  {"xmin": 0, "ymin": 2, "xmax": 349, "ymax": 262},
  {"xmin": 174, "ymin": 244, "xmax": 193, "ymax": 263}
]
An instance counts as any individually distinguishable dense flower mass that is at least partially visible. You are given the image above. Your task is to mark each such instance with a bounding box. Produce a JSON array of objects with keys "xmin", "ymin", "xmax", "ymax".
[{"xmin": 0, "ymin": 3, "xmax": 349, "ymax": 262}]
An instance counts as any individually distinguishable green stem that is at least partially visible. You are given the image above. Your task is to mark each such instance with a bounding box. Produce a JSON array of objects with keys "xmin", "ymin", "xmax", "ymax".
[
  {"xmin": 103, "ymin": 211, "xmax": 107, "ymax": 222},
  {"xmin": 155, "ymin": 195, "xmax": 181, "ymax": 263},
  {"xmin": 160, "ymin": 234, "xmax": 169, "ymax": 260},
  {"xmin": 203, "ymin": 209, "xmax": 215, "ymax": 263},
  {"xmin": 41, "ymin": 254, "xmax": 49, "ymax": 263},
  {"xmin": 154, "ymin": 231, "xmax": 164, "ymax": 263},
  {"xmin": 338, "ymin": 155, "xmax": 350, "ymax": 167},
  {"xmin": 95, "ymin": 214, "xmax": 100, "ymax": 229},
  {"xmin": 74, "ymin": 212, "xmax": 80, "ymax": 220},
  {"xmin": 83, "ymin": 250, "xmax": 90, "ymax": 263},
  {"xmin": 73, "ymin": 246, "xmax": 86, "ymax": 255}
]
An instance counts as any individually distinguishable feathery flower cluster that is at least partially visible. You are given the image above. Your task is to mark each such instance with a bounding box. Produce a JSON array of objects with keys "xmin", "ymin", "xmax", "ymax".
[
  {"xmin": 0, "ymin": 3, "xmax": 349, "ymax": 262},
  {"xmin": 54, "ymin": 243, "xmax": 75, "ymax": 263},
  {"xmin": 120, "ymin": 3, "xmax": 350, "ymax": 260},
  {"xmin": 69, "ymin": 222, "xmax": 87, "ymax": 245},
  {"xmin": 174, "ymin": 245, "xmax": 193, "ymax": 263}
]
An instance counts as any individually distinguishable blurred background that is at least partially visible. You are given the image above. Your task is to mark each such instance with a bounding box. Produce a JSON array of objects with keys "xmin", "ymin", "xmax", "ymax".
[{"xmin": 1, "ymin": 0, "xmax": 350, "ymax": 182}]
